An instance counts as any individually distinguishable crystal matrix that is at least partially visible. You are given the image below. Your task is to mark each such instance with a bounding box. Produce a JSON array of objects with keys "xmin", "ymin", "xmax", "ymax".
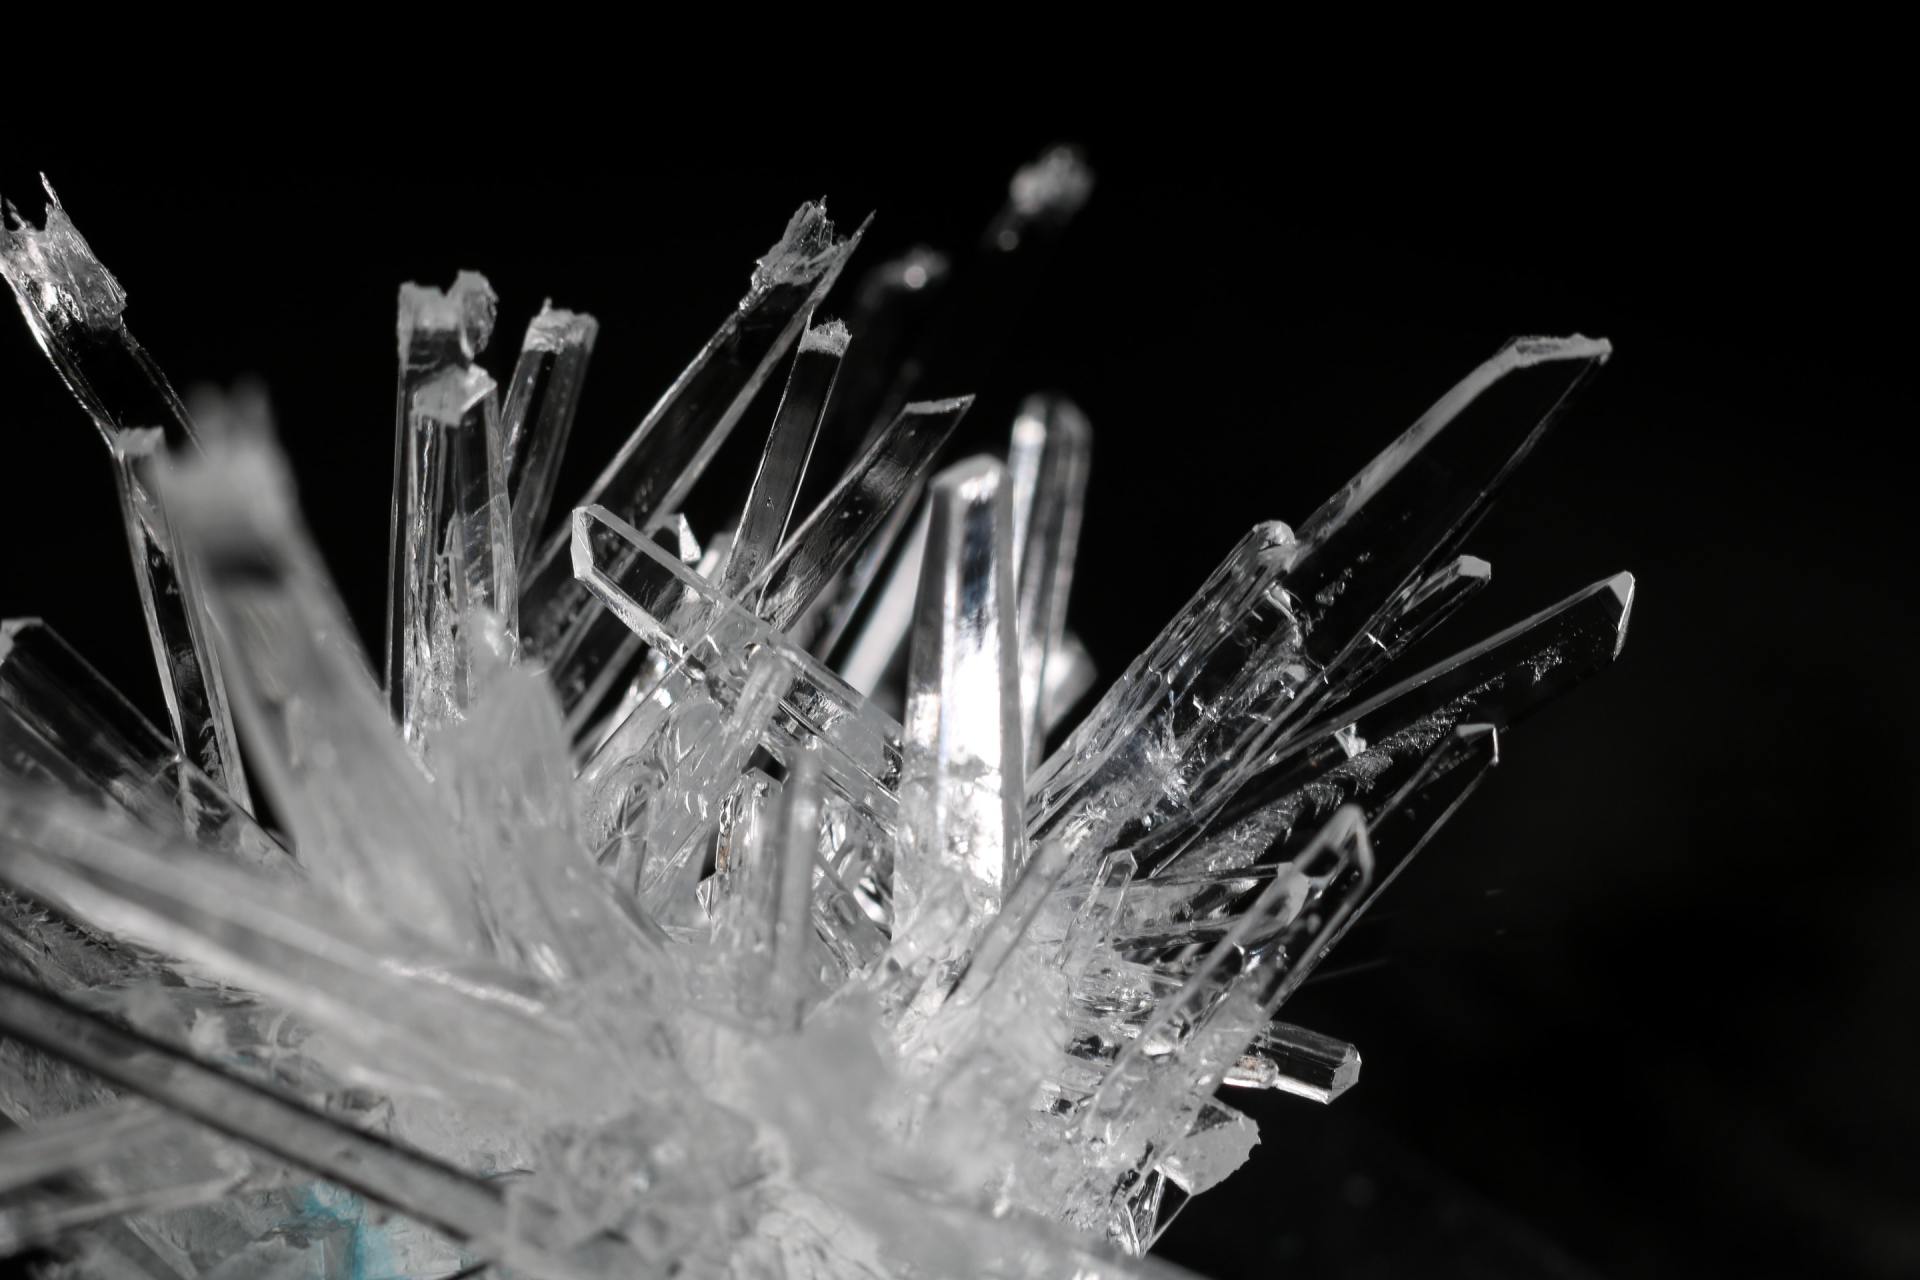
[{"xmin": 0, "ymin": 156, "xmax": 1631, "ymax": 1278}]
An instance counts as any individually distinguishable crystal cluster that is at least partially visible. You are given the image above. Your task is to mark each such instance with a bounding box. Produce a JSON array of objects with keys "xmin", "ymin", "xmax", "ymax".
[{"xmin": 0, "ymin": 157, "xmax": 1632, "ymax": 1279}]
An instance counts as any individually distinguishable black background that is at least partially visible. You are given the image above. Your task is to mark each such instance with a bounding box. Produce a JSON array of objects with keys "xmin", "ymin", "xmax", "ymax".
[{"xmin": 3, "ymin": 115, "xmax": 1911, "ymax": 1279}]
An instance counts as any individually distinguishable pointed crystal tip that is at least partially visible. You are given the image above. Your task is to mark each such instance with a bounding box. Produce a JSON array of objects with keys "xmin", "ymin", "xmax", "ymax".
[
  {"xmin": 800, "ymin": 317, "xmax": 851, "ymax": 356},
  {"xmin": 1607, "ymin": 571, "xmax": 1637, "ymax": 657},
  {"xmin": 0, "ymin": 177, "xmax": 128, "ymax": 331}
]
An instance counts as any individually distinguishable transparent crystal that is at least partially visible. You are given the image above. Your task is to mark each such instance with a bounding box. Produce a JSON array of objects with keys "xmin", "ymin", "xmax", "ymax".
[{"xmin": 0, "ymin": 161, "xmax": 1634, "ymax": 1280}]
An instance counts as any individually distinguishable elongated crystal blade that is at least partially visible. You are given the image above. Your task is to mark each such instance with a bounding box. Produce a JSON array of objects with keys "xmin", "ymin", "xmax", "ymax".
[
  {"xmin": 108, "ymin": 429, "xmax": 251, "ymax": 811},
  {"xmin": 383, "ymin": 271, "xmax": 498, "ymax": 721},
  {"xmin": 1251, "ymin": 572, "xmax": 1634, "ymax": 813},
  {"xmin": 523, "ymin": 206, "xmax": 864, "ymax": 736},
  {"xmin": 1317, "ymin": 553, "xmax": 1491, "ymax": 714},
  {"xmin": 1025, "ymin": 521, "xmax": 1305, "ymax": 870},
  {"xmin": 155, "ymin": 432, "xmax": 484, "ymax": 951},
  {"xmin": 0, "ymin": 786, "xmax": 596, "ymax": 1109},
  {"xmin": 753, "ymin": 396, "xmax": 973, "ymax": 636},
  {"xmin": 1, "ymin": 618, "xmax": 283, "ymax": 869},
  {"xmin": 1029, "ymin": 337, "xmax": 1608, "ymax": 882},
  {"xmin": 1223, "ymin": 1022, "xmax": 1362, "ymax": 1103},
  {"xmin": 571, "ymin": 504, "xmax": 904, "ymax": 831},
  {"xmin": 1007, "ymin": 395, "xmax": 1092, "ymax": 762},
  {"xmin": 395, "ymin": 365, "xmax": 518, "ymax": 745},
  {"xmin": 717, "ymin": 318, "xmax": 847, "ymax": 598},
  {"xmin": 1292, "ymin": 336, "xmax": 1610, "ymax": 682},
  {"xmin": 898, "ymin": 458, "xmax": 1025, "ymax": 925},
  {"xmin": 0, "ymin": 1101, "xmax": 252, "ymax": 1253},
  {"xmin": 1, "ymin": 186, "xmax": 248, "ymax": 806},
  {"xmin": 0, "ymin": 973, "xmax": 621, "ymax": 1279},
  {"xmin": 502, "ymin": 303, "xmax": 598, "ymax": 566}
]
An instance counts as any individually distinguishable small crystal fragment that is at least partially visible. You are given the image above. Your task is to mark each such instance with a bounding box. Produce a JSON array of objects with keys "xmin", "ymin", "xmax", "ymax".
[{"xmin": 1223, "ymin": 1022, "xmax": 1363, "ymax": 1103}]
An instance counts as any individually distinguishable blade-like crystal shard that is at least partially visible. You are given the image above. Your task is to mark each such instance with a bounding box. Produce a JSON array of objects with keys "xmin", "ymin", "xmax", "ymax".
[
  {"xmin": 717, "ymin": 317, "xmax": 847, "ymax": 598},
  {"xmin": 0, "ymin": 165, "xmax": 1642, "ymax": 1272},
  {"xmin": 155, "ymin": 432, "xmax": 484, "ymax": 951},
  {"xmin": 1223, "ymin": 1022, "xmax": 1363, "ymax": 1103},
  {"xmin": 383, "ymin": 270, "xmax": 498, "ymax": 723},
  {"xmin": 0, "ymin": 786, "xmax": 601, "ymax": 1107},
  {"xmin": 0, "ymin": 618, "xmax": 282, "ymax": 869},
  {"xmin": 521, "ymin": 205, "xmax": 864, "ymax": 738},
  {"xmin": 0, "ymin": 183, "xmax": 248, "ymax": 807},
  {"xmin": 1317, "ymin": 552, "xmax": 1492, "ymax": 714},
  {"xmin": 897, "ymin": 458, "xmax": 1025, "ymax": 925},
  {"xmin": 1238, "ymin": 572, "xmax": 1635, "ymax": 827},
  {"xmin": 394, "ymin": 365, "xmax": 518, "ymax": 745},
  {"xmin": 1026, "ymin": 520, "xmax": 1302, "ymax": 869},
  {"xmin": 572, "ymin": 504, "xmax": 905, "ymax": 832},
  {"xmin": 753, "ymin": 396, "xmax": 973, "ymax": 637},
  {"xmin": 0, "ymin": 1102, "xmax": 252, "ymax": 1253},
  {"xmin": 1008, "ymin": 395, "xmax": 1092, "ymax": 763},
  {"xmin": 0, "ymin": 972, "xmax": 625, "ymax": 1280},
  {"xmin": 1291, "ymin": 338, "xmax": 1610, "ymax": 681},
  {"xmin": 502, "ymin": 303, "xmax": 598, "ymax": 566},
  {"xmin": 1028, "ymin": 336, "xmax": 1610, "ymax": 880}
]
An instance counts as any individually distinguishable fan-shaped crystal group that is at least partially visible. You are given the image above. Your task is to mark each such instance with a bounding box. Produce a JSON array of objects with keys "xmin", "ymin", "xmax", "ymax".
[{"xmin": 0, "ymin": 155, "xmax": 1630, "ymax": 1279}]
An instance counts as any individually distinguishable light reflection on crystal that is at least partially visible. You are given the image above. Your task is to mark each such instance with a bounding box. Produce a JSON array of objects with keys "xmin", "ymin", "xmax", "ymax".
[{"xmin": 0, "ymin": 157, "xmax": 1632, "ymax": 1279}]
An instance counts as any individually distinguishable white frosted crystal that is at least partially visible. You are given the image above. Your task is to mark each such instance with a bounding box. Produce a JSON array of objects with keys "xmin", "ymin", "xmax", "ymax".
[{"xmin": 0, "ymin": 161, "xmax": 1634, "ymax": 1279}]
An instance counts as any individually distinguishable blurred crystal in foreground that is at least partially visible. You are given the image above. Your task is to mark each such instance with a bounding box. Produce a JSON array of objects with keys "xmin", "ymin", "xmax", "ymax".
[{"xmin": 0, "ymin": 157, "xmax": 1631, "ymax": 1279}]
